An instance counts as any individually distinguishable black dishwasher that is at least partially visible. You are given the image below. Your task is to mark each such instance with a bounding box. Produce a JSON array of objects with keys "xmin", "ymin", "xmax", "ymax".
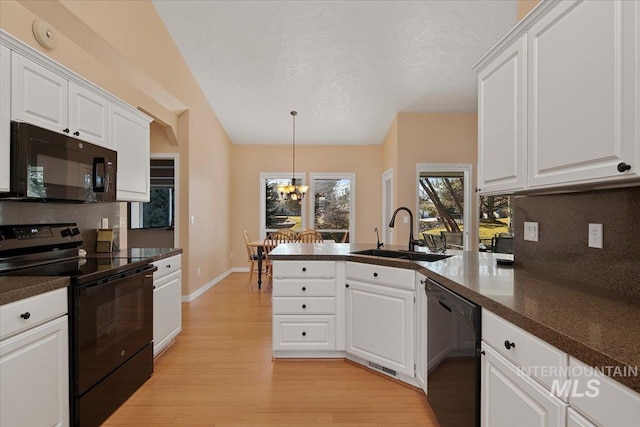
[{"xmin": 425, "ymin": 278, "xmax": 481, "ymax": 427}]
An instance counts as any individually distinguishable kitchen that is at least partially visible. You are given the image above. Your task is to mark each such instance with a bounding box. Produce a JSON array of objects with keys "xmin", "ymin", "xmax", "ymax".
[{"xmin": 1, "ymin": 0, "xmax": 640, "ymax": 426}]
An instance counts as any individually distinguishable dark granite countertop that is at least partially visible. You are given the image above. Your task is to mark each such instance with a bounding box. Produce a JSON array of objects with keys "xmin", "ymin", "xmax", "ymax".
[
  {"xmin": 86, "ymin": 247, "xmax": 183, "ymax": 262},
  {"xmin": 269, "ymin": 243, "xmax": 640, "ymax": 393},
  {"xmin": 0, "ymin": 276, "xmax": 69, "ymax": 305}
]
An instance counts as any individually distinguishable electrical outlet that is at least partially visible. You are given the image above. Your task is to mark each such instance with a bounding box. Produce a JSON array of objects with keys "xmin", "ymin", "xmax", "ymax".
[
  {"xmin": 524, "ymin": 222, "xmax": 539, "ymax": 242},
  {"xmin": 197, "ymin": 267, "xmax": 201, "ymax": 276},
  {"xmin": 190, "ymin": 216, "xmax": 195, "ymax": 226},
  {"xmin": 588, "ymin": 223, "xmax": 603, "ymax": 248}
]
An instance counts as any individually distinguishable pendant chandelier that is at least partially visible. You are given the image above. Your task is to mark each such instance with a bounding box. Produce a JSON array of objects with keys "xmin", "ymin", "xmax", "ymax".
[{"xmin": 277, "ymin": 111, "xmax": 309, "ymax": 201}]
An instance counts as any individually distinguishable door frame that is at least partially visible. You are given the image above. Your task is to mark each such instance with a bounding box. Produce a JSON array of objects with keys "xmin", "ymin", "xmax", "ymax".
[
  {"xmin": 381, "ymin": 168, "xmax": 394, "ymax": 245},
  {"xmin": 415, "ymin": 163, "xmax": 474, "ymax": 251},
  {"xmin": 150, "ymin": 152, "xmax": 180, "ymax": 247}
]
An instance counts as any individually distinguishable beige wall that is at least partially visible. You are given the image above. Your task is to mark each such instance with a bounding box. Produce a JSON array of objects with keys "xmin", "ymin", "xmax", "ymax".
[
  {"xmin": 230, "ymin": 144, "xmax": 383, "ymax": 268},
  {"xmin": 1, "ymin": 0, "xmax": 232, "ymax": 296},
  {"xmin": 518, "ymin": 0, "xmax": 541, "ymax": 21}
]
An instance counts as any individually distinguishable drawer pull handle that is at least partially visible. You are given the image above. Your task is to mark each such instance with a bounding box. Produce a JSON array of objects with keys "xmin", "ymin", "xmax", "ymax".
[
  {"xmin": 166, "ymin": 265, "xmax": 171, "ymax": 268},
  {"xmin": 302, "ymin": 304, "xmax": 307, "ymax": 309},
  {"xmin": 504, "ymin": 340, "xmax": 516, "ymax": 350},
  {"xmin": 373, "ymin": 272, "xmax": 378, "ymax": 277},
  {"xmin": 420, "ymin": 279, "xmax": 426, "ymax": 285},
  {"xmin": 302, "ymin": 332, "xmax": 307, "ymax": 337},
  {"xmin": 73, "ymin": 131, "xmax": 80, "ymax": 136},
  {"xmin": 20, "ymin": 312, "xmax": 31, "ymax": 320},
  {"xmin": 302, "ymin": 287, "xmax": 306, "ymax": 291},
  {"xmin": 63, "ymin": 128, "xmax": 70, "ymax": 134},
  {"xmin": 302, "ymin": 267, "xmax": 307, "ymax": 272}
]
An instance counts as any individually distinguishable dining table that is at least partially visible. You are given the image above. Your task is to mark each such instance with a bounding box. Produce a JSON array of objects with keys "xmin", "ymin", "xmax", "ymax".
[{"xmin": 247, "ymin": 239, "xmax": 335, "ymax": 289}]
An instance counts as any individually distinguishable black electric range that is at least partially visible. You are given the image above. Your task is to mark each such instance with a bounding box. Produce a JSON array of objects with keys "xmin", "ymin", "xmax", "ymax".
[{"xmin": 0, "ymin": 223, "xmax": 155, "ymax": 427}]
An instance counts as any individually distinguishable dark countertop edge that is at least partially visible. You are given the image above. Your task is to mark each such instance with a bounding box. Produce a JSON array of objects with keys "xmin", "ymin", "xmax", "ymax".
[
  {"xmin": 85, "ymin": 248, "xmax": 183, "ymax": 262},
  {"xmin": 270, "ymin": 251, "xmax": 640, "ymax": 393},
  {"xmin": 0, "ymin": 276, "xmax": 70, "ymax": 306}
]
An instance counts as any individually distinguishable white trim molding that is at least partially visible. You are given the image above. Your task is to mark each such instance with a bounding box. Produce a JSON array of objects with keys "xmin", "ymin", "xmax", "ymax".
[{"xmin": 182, "ymin": 268, "xmax": 233, "ymax": 302}]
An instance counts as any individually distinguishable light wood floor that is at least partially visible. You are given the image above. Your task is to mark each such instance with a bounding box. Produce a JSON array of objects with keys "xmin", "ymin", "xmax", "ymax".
[{"xmin": 104, "ymin": 273, "xmax": 438, "ymax": 426}]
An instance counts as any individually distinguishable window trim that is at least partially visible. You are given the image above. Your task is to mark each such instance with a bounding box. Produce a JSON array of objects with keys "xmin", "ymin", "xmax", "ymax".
[
  {"xmin": 415, "ymin": 163, "xmax": 474, "ymax": 251},
  {"xmin": 259, "ymin": 172, "xmax": 307, "ymax": 239},
  {"xmin": 309, "ymin": 172, "xmax": 356, "ymax": 242}
]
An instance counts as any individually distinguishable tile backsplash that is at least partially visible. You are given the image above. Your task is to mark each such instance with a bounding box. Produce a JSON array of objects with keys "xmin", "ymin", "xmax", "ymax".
[
  {"xmin": 0, "ymin": 200, "xmax": 120, "ymax": 251},
  {"xmin": 513, "ymin": 186, "xmax": 640, "ymax": 297}
]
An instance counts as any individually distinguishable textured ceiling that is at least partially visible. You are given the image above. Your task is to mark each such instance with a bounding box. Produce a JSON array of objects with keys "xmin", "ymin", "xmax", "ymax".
[{"xmin": 152, "ymin": 0, "xmax": 516, "ymax": 145}]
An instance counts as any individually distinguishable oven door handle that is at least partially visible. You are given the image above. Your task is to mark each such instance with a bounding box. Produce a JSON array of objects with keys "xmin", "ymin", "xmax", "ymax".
[{"xmin": 78, "ymin": 266, "xmax": 156, "ymax": 295}]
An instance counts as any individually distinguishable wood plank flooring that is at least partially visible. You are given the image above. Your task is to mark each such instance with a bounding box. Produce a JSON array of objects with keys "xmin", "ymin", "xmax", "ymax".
[{"xmin": 104, "ymin": 273, "xmax": 438, "ymax": 426}]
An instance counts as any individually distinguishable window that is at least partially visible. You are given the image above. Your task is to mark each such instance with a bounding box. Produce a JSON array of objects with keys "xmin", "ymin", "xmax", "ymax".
[
  {"xmin": 129, "ymin": 159, "xmax": 175, "ymax": 229},
  {"xmin": 479, "ymin": 195, "xmax": 513, "ymax": 253},
  {"xmin": 310, "ymin": 174, "xmax": 355, "ymax": 243},
  {"xmin": 260, "ymin": 173, "xmax": 306, "ymax": 238}
]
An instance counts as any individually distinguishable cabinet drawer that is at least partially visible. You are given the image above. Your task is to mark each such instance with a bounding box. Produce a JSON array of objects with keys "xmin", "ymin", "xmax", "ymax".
[
  {"xmin": 273, "ymin": 261, "xmax": 336, "ymax": 278},
  {"xmin": 482, "ymin": 310, "xmax": 568, "ymax": 391},
  {"xmin": 152, "ymin": 255, "xmax": 181, "ymax": 280},
  {"xmin": 273, "ymin": 315, "xmax": 336, "ymax": 351},
  {"xmin": 272, "ymin": 280, "xmax": 336, "ymax": 297},
  {"xmin": 346, "ymin": 261, "xmax": 414, "ymax": 290},
  {"xmin": 0, "ymin": 288, "xmax": 67, "ymax": 340},
  {"xmin": 272, "ymin": 297, "xmax": 336, "ymax": 315},
  {"xmin": 569, "ymin": 358, "xmax": 640, "ymax": 427}
]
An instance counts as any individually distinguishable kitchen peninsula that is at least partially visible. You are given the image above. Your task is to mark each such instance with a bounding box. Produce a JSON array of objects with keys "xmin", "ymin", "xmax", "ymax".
[{"xmin": 269, "ymin": 242, "xmax": 640, "ymax": 426}]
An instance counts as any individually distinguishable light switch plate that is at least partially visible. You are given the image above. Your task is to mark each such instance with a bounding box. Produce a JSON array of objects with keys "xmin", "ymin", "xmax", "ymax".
[{"xmin": 524, "ymin": 222, "xmax": 539, "ymax": 242}]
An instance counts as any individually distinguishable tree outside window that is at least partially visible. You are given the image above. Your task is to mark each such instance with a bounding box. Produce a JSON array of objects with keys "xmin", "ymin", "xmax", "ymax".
[
  {"xmin": 311, "ymin": 176, "xmax": 353, "ymax": 242},
  {"xmin": 264, "ymin": 177, "xmax": 303, "ymax": 234}
]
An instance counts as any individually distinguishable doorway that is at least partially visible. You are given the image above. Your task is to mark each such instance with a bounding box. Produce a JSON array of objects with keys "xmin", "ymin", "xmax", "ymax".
[{"xmin": 381, "ymin": 169, "xmax": 393, "ymax": 245}]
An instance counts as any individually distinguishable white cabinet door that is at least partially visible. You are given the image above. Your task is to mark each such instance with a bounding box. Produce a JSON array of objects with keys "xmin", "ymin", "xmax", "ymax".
[
  {"xmin": 69, "ymin": 82, "xmax": 109, "ymax": 147},
  {"xmin": 0, "ymin": 44, "xmax": 10, "ymax": 192},
  {"xmin": 346, "ymin": 279, "xmax": 414, "ymax": 377},
  {"xmin": 11, "ymin": 52, "xmax": 68, "ymax": 134},
  {"xmin": 0, "ymin": 316, "xmax": 69, "ymax": 427},
  {"xmin": 567, "ymin": 408, "xmax": 596, "ymax": 427},
  {"xmin": 415, "ymin": 273, "xmax": 427, "ymax": 395},
  {"xmin": 153, "ymin": 270, "xmax": 182, "ymax": 357},
  {"xmin": 109, "ymin": 101, "xmax": 151, "ymax": 202},
  {"xmin": 477, "ymin": 35, "xmax": 527, "ymax": 195},
  {"xmin": 481, "ymin": 343, "xmax": 567, "ymax": 427},
  {"xmin": 527, "ymin": 0, "xmax": 638, "ymax": 188}
]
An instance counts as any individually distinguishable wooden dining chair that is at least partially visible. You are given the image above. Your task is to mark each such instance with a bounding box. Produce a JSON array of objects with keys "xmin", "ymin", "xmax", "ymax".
[
  {"xmin": 262, "ymin": 232, "xmax": 292, "ymax": 290},
  {"xmin": 340, "ymin": 230, "xmax": 349, "ymax": 243},
  {"xmin": 275, "ymin": 228, "xmax": 298, "ymax": 240},
  {"xmin": 269, "ymin": 230, "xmax": 296, "ymax": 244},
  {"xmin": 297, "ymin": 229, "xmax": 324, "ymax": 243},
  {"xmin": 243, "ymin": 230, "xmax": 264, "ymax": 284}
]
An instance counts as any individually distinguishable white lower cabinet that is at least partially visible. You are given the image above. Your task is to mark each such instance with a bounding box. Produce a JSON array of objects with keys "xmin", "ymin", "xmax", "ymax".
[
  {"xmin": 0, "ymin": 289, "xmax": 69, "ymax": 427},
  {"xmin": 567, "ymin": 408, "xmax": 596, "ymax": 427},
  {"xmin": 345, "ymin": 278, "xmax": 414, "ymax": 377},
  {"xmin": 272, "ymin": 261, "xmax": 341, "ymax": 356},
  {"xmin": 152, "ymin": 255, "xmax": 182, "ymax": 357},
  {"xmin": 481, "ymin": 343, "xmax": 567, "ymax": 427},
  {"xmin": 415, "ymin": 273, "xmax": 427, "ymax": 394}
]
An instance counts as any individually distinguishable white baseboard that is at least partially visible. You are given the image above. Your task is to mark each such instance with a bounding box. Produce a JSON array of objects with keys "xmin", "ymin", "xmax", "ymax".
[{"xmin": 181, "ymin": 268, "xmax": 234, "ymax": 302}]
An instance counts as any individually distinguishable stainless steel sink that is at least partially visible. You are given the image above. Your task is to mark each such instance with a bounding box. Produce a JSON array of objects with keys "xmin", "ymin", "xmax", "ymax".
[{"xmin": 350, "ymin": 249, "xmax": 452, "ymax": 262}]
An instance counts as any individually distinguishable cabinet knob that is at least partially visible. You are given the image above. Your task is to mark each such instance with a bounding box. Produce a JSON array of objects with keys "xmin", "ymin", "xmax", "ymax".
[
  {"xmin": 302, "ymin": 267, "xmax": 307, "ymax": 272},
  {"xmin": 373, "ymin": 272, "xmax": 378, "ymax": 277},
  {"xmin": 504, "ymin": 340, "xmax": 516, "ymax": 350},
  {"xmin": 153, "ymin": 285, "xmax": 156, "ymax": 289},
  {"xmin": 475, "ymin": 188, "xmax": 481, "ymax": 193},
  {"xmin": 63, "ymin": 128, "xmax": 70, "ymax": 134},
  {"xmin": 345, "ymin": 284, "xmax": 350, "ymax": 288},
  {"xmin": 301, "ymin": 286, "xmax": 306, "ymax": 291},
  {"xmin": 302, "ymin": 304, "xmax": 307, "ymax": 309},
  {"xmin": 20, "ymin": 312, "xmax": 31, "ymax": 320},
  {"xmin": 73, "ymin": 131, "xmax": 80, "ymax": 136},
  {"xmin": 420, "ymin": 279, "xmax": 426, "ymax": 285},
  {"xmin": 166, "ymin": 265, "xmax": 171, "ymax": 268},
  {"xmin": 617, "ymin": 162, "xmax": 631, "ymax": 173},
  {"xmin": 302, "ymin": 332, "xmax": 307, "ymax": 337}
]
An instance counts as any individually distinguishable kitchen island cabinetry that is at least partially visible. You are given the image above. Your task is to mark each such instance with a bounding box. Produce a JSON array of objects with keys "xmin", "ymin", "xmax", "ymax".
[
  {"xmin": 272, "ymin": 261, "xmax": 343, "ymax": 357},
  {"xmin": 152, "ymin": 254, "xmax": 182, "ymax": 357},
  {"xmin": 110, "ymin": 101, "xmax": 151, "ymax": 202},
  {"xmin": 0, "ymin": 44, "xmax": 9, "ymax": 192},
  {"xmin": 0, "ymin": 288, "xmax": 69, "ymax": 427},
  {"xmin": 345, "ymin": 262, "xmax": 415, "ymax": 381}
]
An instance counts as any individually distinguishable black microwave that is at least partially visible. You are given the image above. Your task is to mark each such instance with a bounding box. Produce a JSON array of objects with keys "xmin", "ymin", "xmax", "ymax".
[{"xmin": 2, "ymin": 121, "xmax": 117, "ymax": 202}]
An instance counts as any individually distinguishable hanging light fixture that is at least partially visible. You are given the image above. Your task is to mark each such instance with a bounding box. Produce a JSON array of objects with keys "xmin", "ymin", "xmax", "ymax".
[{"xmin": 277, "ymin": 111, "xmax": 309, "ymax": 201}]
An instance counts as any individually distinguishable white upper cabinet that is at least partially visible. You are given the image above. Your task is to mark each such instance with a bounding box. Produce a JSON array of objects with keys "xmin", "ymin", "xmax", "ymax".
[
  {"xmin": 69, "ymin": 82, "xmax": 109, "ymax": 147},
  {"xmin": 11, "ymin": 52, "xmax": 68, "ymax": 134},
  {"xmin": 528, "ymin": 0, "xmax": 638, "ymax": 188},
  {"xmin": 477, "ymin": 35, "xmax": 527, "ymax": 195},
  {"xmin": 109, "ymin": 101, "xmax": 151, "ymax": 202},
  {"xmin": 474, "ymin": 0, "xmax": 639, "ymax": 194},
  {"xmin": 0, "ymin": 44, "xmax": 10, "ymax": 192}
]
